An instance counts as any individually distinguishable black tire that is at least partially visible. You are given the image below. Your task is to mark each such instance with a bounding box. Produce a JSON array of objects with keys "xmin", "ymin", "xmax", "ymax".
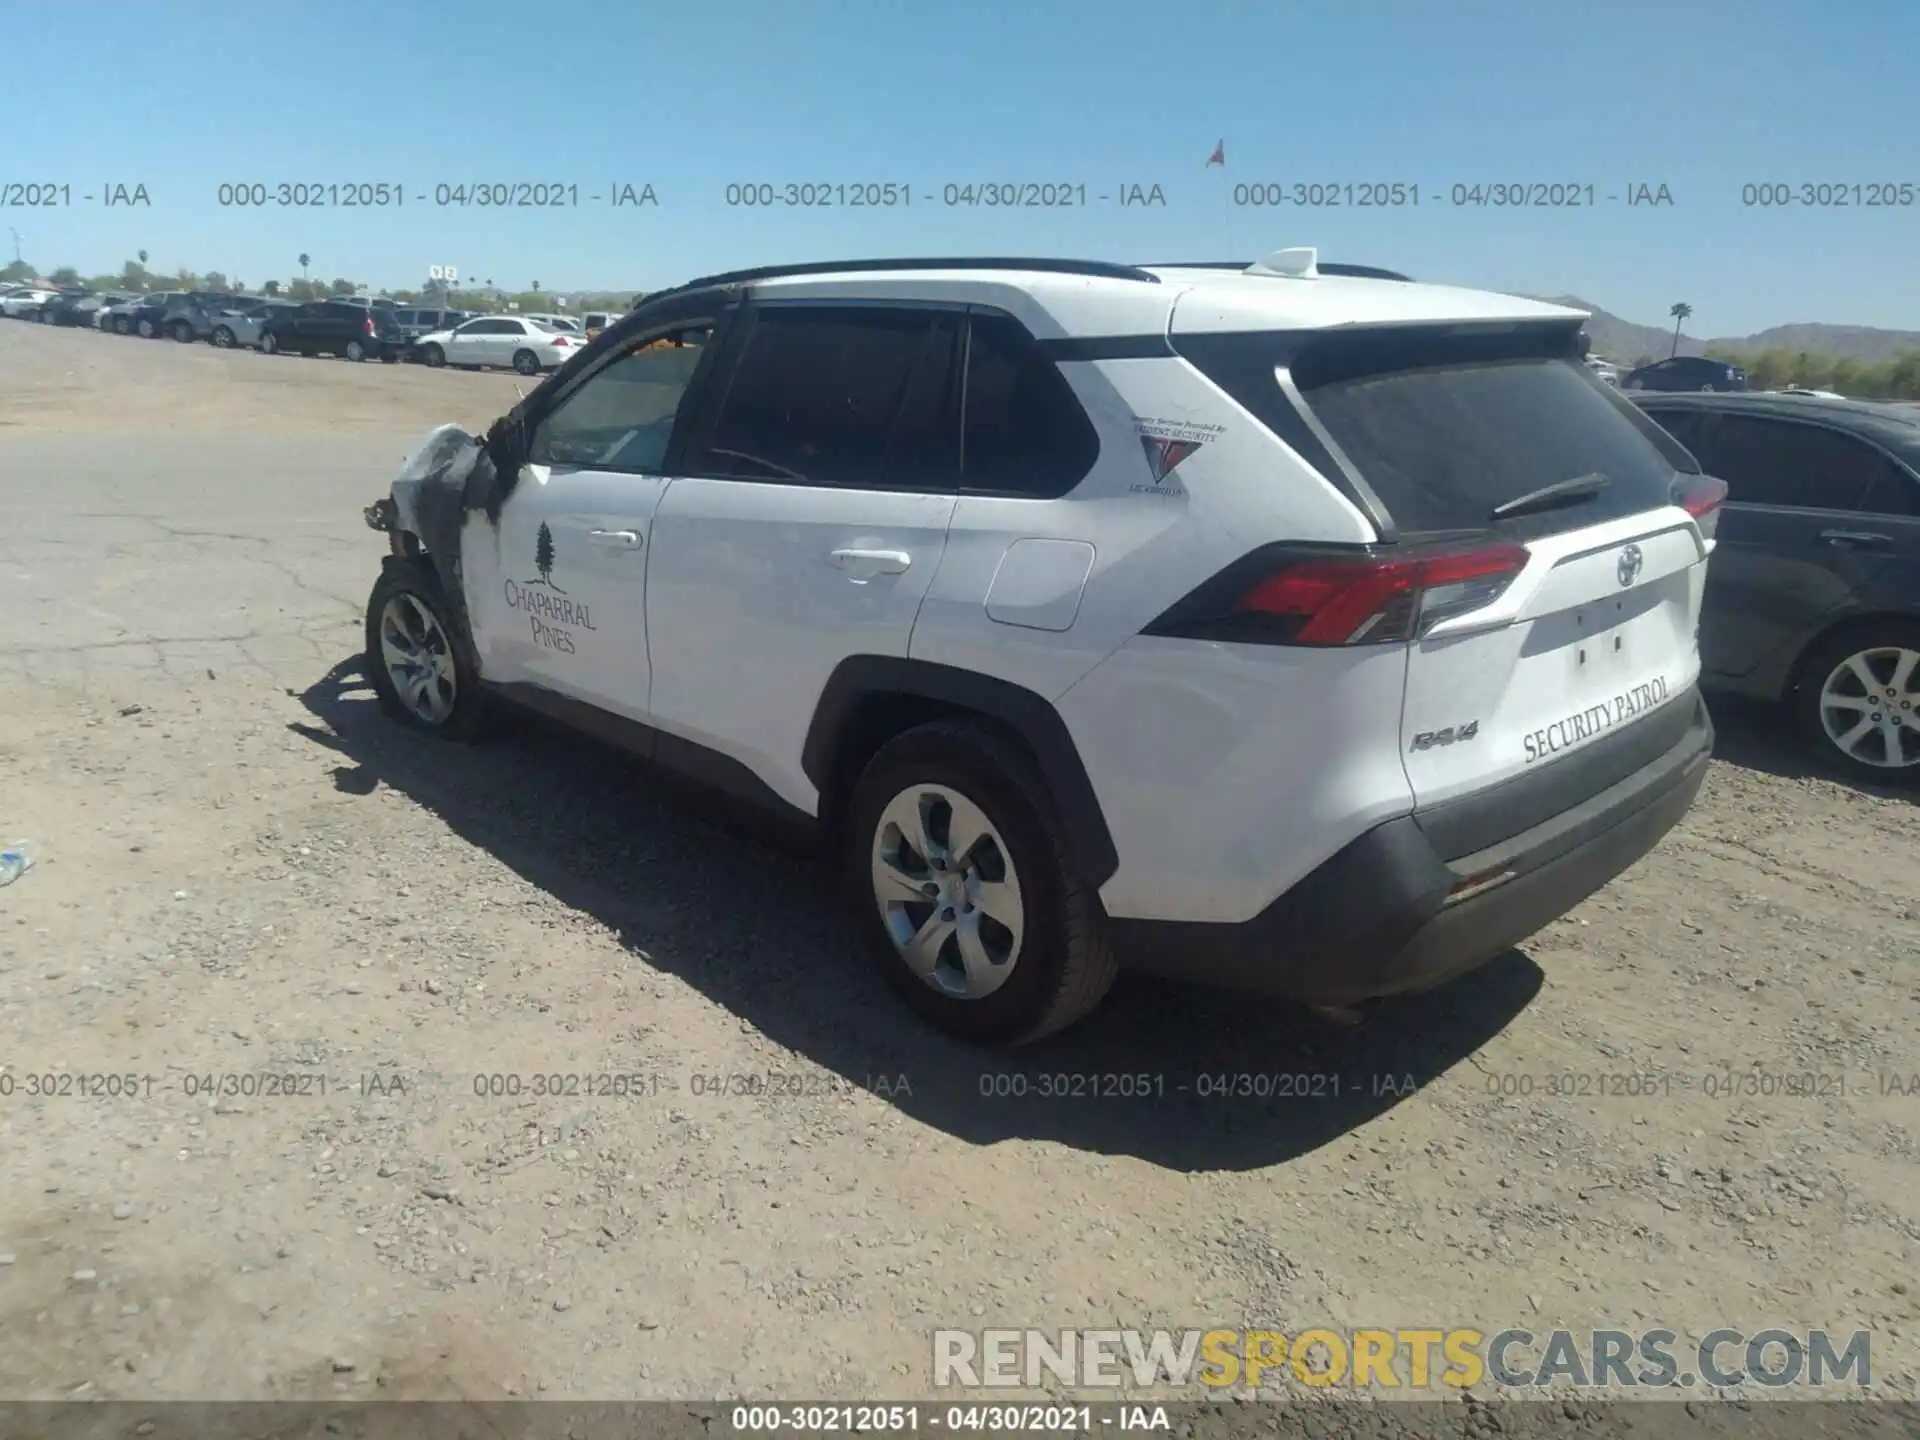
[
  {"xmin": 512, "ymin": 348, "xmax": 540, "ymax": 376},
  {"xmin": 421, "ymin": 344, "xmax": 445, "ymax": 368},
  {"xmin": 1792, "ymin": 619, "xmax": 1920, "ymax": 783},
  {"xmin": 212, "ymin": 326, "xmax": 235, "ymax": 348},
  {"xmin": 172, "ymin": 320, "xmax": 195, "ymax": 343},
  {"xmin": 344, "ymin": 338, "xmax": 367, "ymax": 362},
  {"xmin": 364, "ymin": 560, "xmax": 488, "ymax": 741},
  {"xmin": 843, "ymin": 719, "xmax": 1117, "ymax": 1045},
  {"xmin": 114, "ymin": 316, "xmax": 131, "ymax": 335},
  {"xmin": 261, "ymin": 331, "xmax": 281, "ymax": 355},
  {"xmin": 136, "ymin": 317, "xmax": 157, "ymax": 338}
]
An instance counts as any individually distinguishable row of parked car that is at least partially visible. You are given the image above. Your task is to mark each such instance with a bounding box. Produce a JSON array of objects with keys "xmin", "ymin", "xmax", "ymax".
[{"xmin": 0, "ymin": 282, "xmax": 625, "ymax": 374}]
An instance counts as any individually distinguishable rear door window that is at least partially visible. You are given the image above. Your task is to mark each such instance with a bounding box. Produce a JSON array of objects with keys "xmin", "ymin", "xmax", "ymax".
[
  {"xmin": 1285, "ymin": 324, "xmax": 1690, "ymax": 539},
  {"xmin": 1693, "ymin": 416, "xmax": 1900, "ymax": 511},
  {"xmin": 691, "ymin": 305, "xmax": 962, "ymax": 491}
]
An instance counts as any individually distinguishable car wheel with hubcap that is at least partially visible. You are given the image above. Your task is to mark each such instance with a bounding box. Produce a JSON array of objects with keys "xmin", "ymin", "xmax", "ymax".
[
  {"xmin": 421, "ymin": 344, "xmax": 445, "ymax": 368},
  {"xmin": 1795, "ymin": 622, "xmax": 1920, "ymax": 781},
  {"xmin": 212, "ymin": 326, "xmax": 234, "ymax": 348},
  {"xmin": 261, "ymin": 332, "xmax": 280, "ymax": 355},
  {"xmin": 136, "ymin": 317, "xmax": 156, "ymax": 338},
  {"xmin": 114, "ymin": 316, "xmax": 131, "ymax": 335},
  {"xmin": 845, "ymin": 720, "xmax": 1116, "ymax": 1044},
  {"xmin": 344, "ymin": 338, "xmax": 367, "ymax": 361},
  {"xmin": 364, "ymin": 562, "xmax": 487, "ymax": 740},
  {"xmin": 172, "ymin": 320, "xmax": 195, "ymax": 343},
  {"xmin": 512, "ymin": 348, "xmax": 540, "ymax": 376}
]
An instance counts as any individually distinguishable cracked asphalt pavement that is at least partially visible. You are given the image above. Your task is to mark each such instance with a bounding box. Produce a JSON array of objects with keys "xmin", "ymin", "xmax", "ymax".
[{"xmin": 0, "ymin": 320, "xmax": 1916, "ymax": 1426}]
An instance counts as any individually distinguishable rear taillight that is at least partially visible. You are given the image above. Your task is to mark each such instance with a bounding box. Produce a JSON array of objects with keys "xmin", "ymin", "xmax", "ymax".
[
  {"xmin": 550, "ymin": 335, "xmax": 572, "ymax": 348},
  {"xmin": 1145, "ymin": 541, "xmax": 1530, "ymax": 647},
  {"xmin": 1673, "ymin": 473, "xmax": 1728, "ymax": 542}
]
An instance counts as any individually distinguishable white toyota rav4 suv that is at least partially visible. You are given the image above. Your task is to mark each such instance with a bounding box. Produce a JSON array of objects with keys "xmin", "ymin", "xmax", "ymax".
[{"xmin": 362, "ymin": 250, "xmax": 1723, "ymax": 1045}]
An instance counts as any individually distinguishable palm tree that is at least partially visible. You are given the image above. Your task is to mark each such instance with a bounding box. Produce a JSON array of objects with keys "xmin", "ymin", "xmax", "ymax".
[
  {"xmin": 299, "ymin": 253, "xmax": 310, "ymax": 287},
  {"xmin": 1668, "ymin": 302, "xmax": 1693, "ymax": 359},
  {"xmin": 137, "ymin": 249, "xmax": 147, "ymax": 265}
]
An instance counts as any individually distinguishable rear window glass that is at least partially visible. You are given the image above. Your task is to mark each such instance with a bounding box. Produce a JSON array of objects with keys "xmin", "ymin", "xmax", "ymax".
[{"xmin": 1291, "ymin": 326, "xmax": 1694, "ymax": 537}]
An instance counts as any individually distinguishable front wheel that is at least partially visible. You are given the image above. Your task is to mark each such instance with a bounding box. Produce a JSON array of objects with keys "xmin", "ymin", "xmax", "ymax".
[
  {"xmin": 113, "ymin": 316, "xmax": 132, "ymax": 335},
  {"xmin": 1795, "ymin": 622, "xmax": 1920, "ymax": 782},
  {"xmin": 421, "ymin": 344, "xmax": 445, "ymax": 368},
  {"xmin": 212, "ymin": 326, "xmax": 235, "ymax": 348},
  {"xmin": 512, "ymin": 349, "xmax": 540, "ymax": 376},
  {"xmin": 844, "ymin": 720, "xmax": 1117, "ymax": 1045},
  {"xmin": 261, "ymin": 332, "xmax": 281, "ymax": 355},
  {"xmin": 365, "ymin": 562, "xmax": 487, "ymax": 740},
  {"xmin": 136, "ymin": 317, "xmax": 157, "ymax": 338}
]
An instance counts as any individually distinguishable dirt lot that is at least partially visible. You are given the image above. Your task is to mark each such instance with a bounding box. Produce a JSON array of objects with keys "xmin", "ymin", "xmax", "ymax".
[{"xmin": 0, "ymin": 320, "xmax": 1916, "ymax": 1416}]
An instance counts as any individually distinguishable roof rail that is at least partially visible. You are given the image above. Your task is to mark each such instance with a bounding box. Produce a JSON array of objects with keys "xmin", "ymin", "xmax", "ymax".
[
  {"xmin": 1140, "ymin": 260, "xmax": 1414, "ymax": 282},
  {"xmin": 638, "ymin": 256, "xmax": 1163, "ymax": 305}
]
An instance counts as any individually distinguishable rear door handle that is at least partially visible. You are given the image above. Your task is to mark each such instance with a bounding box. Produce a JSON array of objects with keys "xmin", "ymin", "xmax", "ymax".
[
  {"xmin": 587, "ymin": 528, "xmax": 643, "ymax": 549},
  {"xmin": 830, "ymin": 548, "xmax": 911, "ymax": 576},
  {"xmin": 1819, "ymin": 529, "xmax": 1893, "ymax": 549}
]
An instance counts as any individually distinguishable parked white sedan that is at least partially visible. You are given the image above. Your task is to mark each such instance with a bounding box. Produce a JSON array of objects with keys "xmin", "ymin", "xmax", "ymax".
[
  {"xmin": 410, "ymin": 315, "xmax": 586, "ymax": 374},
  {"xmin": 1, "ymin": 288, "xmax": 55, "ymax": 318}
]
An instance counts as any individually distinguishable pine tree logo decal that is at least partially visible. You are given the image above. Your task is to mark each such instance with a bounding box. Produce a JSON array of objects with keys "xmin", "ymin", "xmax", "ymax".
[{"xmin": 532, "ymin": 521, "xmax": 565, "ymax": 592}]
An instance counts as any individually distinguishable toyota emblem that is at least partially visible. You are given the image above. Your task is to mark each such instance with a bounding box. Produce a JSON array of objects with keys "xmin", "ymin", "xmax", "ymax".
[{"xmin": 1617, "ymin": 543, "xmax": 1644, "ymax": 587}]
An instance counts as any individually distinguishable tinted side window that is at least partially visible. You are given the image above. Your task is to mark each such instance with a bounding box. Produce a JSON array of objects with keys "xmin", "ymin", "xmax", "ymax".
[
  {"xmin": 696, "ymin": 306, "xmax": 961, "ymax": 490},
  {"xmin": 962, "ymin": 312, "xmax": 1100, "ymax": 496},
  {"xmin": 1861, "ymin": 468, "xmax": 1918, "ymax": 517},
  {"xmin": 529, "ymin": 324, "xmax": 713, "ymax": 472},
  {"xmin": 1696, "ymin": 416, "xmax": 1889, "ymax": 510}
]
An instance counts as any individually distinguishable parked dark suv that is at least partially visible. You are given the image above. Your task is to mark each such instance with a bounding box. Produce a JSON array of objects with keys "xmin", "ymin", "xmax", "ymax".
[
  {"xmin": 1635, "ymin": 392, "xmax": 1920, "ymax": 779},
  {"xmin": 1623, "ymin": 356, "xmax": 1749, "ymax": 393},
  {"xmin": 124, "ymin": 291, "xmax": 236, "ymax": 342},
  {"xmin": 391, "ymin": 306, "xmax": 474, "ymax": 344},
  {"xmin": 259, "ymin": 300, "xmax": 405, "ymax": 362}
]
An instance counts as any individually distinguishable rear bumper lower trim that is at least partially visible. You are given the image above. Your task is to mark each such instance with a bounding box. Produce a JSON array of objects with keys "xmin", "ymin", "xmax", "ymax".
[{"xmin": 1110, "ymin": 693, "xmax": 1713, "ymax": 1001}]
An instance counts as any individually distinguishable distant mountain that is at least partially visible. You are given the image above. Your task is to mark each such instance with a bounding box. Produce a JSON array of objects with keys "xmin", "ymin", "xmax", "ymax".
[{"xmin": 1532, "ymin": 295, "xmax": 1920, "ymax": 367}]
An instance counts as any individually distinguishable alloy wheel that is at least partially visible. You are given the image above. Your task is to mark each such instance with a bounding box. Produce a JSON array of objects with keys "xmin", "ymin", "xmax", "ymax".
[
  {"xmin": 377, "ymin": 593, "xmax": 458, "ymax": 725},
  {"xmin": 870, "ymin": 783, "xmax": 1025, "ymax": 1000},
  {"xmin": 1817, "ymin": 646, "xmax": 1920, "ymax": 770}
]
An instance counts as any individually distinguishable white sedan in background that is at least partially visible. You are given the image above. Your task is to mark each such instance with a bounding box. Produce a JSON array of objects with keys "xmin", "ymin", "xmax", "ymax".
[
  {"xmin": 1, "ymin": 288, "xmax": 55, "ymax": 318},
  {"xmin": 410, "ymin": 315, "xmax": 586, "ymax": 374}
]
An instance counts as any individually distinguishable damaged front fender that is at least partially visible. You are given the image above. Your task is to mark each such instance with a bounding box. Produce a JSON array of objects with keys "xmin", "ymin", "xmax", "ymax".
[{"xmin": 375, "ymin": 422, "xmax": 505, "ymax": 663}]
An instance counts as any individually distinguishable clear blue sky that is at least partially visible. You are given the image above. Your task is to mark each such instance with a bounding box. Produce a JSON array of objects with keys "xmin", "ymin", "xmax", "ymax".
[{"xmin": 7, "ymin": 0, "xmax": 1916, "ymax": 336}]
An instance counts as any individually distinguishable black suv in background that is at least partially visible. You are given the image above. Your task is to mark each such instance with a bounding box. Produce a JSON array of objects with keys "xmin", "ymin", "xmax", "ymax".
[
  {"xmin": 392, "ymin": 306, "xmax": 475, "ymax": 343},
  {"xmin": 259, "ymin": 300, "xmax": 405, "ymax": 361},
  {"xmin": 1634, "ymin": 391, "xmax": 1920, "ymax": 779},
  {"xmin": 1623, "ymin": 356, "xmax": 1749, "ymax": 393}
]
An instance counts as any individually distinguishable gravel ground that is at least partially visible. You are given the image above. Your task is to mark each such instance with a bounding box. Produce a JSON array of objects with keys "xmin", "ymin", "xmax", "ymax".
[{"xmin": 0, "ymin": 321, "xmax": 1915, "ymax": 1418}]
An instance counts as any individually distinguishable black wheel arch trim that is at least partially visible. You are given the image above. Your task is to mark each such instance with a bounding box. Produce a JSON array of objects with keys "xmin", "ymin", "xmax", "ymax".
[{"xmin": 801, "ymin": 656, "xmax": 1120, "ymax": 887}]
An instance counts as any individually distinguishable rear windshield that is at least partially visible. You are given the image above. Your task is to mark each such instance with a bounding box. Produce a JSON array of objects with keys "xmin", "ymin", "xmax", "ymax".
[{"xmin": 1290, "ymin": 323, "xmax": 1697, "ymax": 538}]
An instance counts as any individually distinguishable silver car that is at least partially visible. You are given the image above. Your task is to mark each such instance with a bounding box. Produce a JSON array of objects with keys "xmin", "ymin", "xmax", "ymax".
[
  {"xmin": 97, "ymin": 296, "xmax": 150, "ymax": 334},
  {"xmin": 411, "ymin": 314, "xmax": 587, "ymax": 374},
  {"xmin": 209, "ymin": 299, "xmax": 299, "ymax": 349}
]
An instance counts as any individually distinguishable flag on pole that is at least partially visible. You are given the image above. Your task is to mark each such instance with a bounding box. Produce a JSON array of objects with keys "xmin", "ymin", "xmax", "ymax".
[{"xmin": 1206, "ymin": 140, "xmax": 1225, "ymax": 168}]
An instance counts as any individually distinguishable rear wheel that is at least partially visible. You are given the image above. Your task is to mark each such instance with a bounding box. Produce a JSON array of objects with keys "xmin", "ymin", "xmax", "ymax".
[
  {"xmin": 1794, "ymin": 621, "xmax": 1920, "ymax": 781},
  {"xmin": 844, "ymin": 720, "xmax": 1116, "ymax": 1045},
  {"xmin": 136, "ymin": 317, "xmax": 157, "ymax": 338},
  {"xmin": 344, "ymin": 338, "xmax": 367, "ymax": 362},
  {"xmin": 512, "ymin": 348, "xmax": 540, "ymax": 376},
  {"xmin": 261, "ymin": 332, "xmax": 281, "ymax": 355},
  {"xmin": 114, "ymin": 316, "xmax": 131, "ymax": 335},
  {"xmin": 364, "ymin": 562, "xmax": 487, "ymax": 740}
]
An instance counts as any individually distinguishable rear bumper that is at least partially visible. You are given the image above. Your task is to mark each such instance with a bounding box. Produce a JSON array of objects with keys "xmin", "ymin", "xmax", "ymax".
[{"xmin": 1112, "ymin": 691, "xmax": 1713, "ymax": 1003}]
